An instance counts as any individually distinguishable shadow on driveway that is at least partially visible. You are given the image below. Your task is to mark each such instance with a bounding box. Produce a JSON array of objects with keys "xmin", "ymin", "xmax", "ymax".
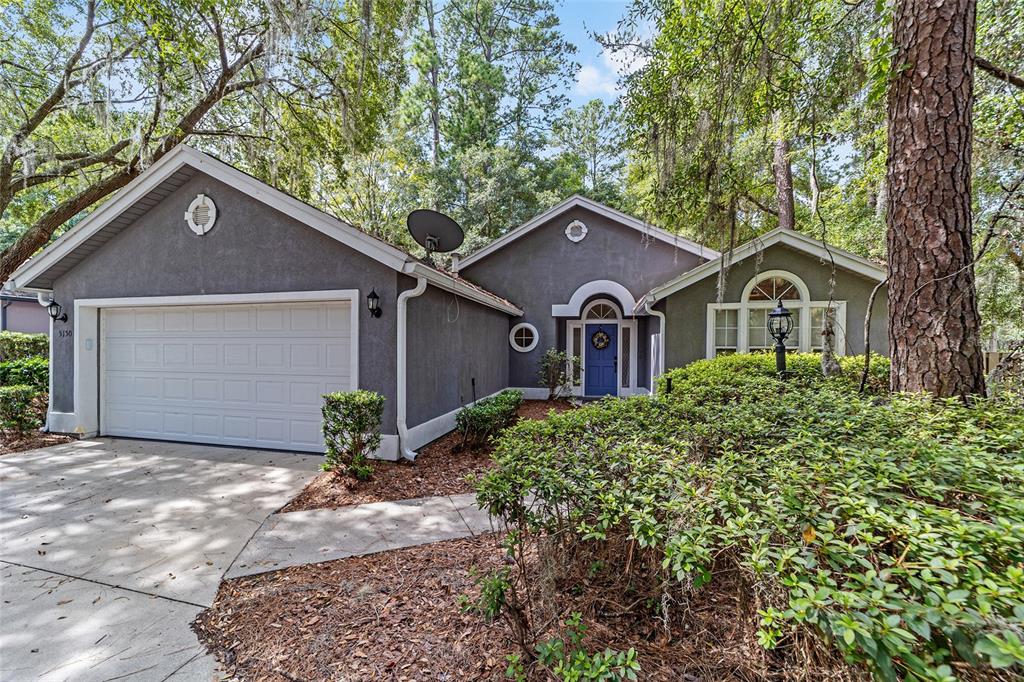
[{"xmin": 0, "ymin": 438, "xmax": 320, "ymax": 681}]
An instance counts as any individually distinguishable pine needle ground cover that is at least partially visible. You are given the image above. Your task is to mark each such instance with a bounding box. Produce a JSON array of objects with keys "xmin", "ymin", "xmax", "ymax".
[{"xmin": 476, "ymin": 354, "xmax": 1024, "ymax": 680}]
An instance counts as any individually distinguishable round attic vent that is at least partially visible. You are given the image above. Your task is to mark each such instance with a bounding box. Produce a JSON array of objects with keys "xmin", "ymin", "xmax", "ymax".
[
  {"xmin": 564, "ymin": 219, "xmax": 587, "ymax": 243},
  {"xmin": 185, "ymin": 194, "xmax": 217, "ymax": 235}
]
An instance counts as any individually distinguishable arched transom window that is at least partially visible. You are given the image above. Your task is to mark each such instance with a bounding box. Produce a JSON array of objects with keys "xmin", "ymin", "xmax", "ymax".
[
  {"xmin": 707, "ymin": 270, "xmax": 847, "ymax": 357},
  {"xmin": 583, "ymin": 300, "xmax": 619, "ymax": 320}
]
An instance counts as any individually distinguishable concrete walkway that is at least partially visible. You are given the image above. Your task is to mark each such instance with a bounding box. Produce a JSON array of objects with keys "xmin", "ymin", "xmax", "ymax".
[{"xmin": 225, "ymin": 492, "xmax": 495, "ymax": 579}]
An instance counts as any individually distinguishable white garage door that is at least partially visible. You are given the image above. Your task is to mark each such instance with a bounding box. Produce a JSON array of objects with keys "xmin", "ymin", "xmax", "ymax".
[{"xmin": 100, "ymin": 301, "xmax": 354, "ymax": 452}]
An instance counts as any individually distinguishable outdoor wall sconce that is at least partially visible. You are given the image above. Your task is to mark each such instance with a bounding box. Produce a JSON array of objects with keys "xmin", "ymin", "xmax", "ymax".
[
  {"xmin": 47, "ymin": 299, "xmax": 68, "ymax": 323},
  {"xmin": 767, "ymin": 300, "xmax": 793, "ymax": 377},
  {"xmin": 367, "ymin": 289, "xmax": 382, "ymax": 318}
]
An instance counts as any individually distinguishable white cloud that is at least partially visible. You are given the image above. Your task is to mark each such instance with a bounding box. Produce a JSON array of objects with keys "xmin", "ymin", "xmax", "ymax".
[
  {"xmin": 575, "ymin": 63, "xmax": 618, "ymax": 97},
  {"xmin": 574, "ymin": 38, "xmax": 651, "ymax": 99},
  {"xmin": 603, "ymin": 43, "xmax": 649, "ymax": 77}
]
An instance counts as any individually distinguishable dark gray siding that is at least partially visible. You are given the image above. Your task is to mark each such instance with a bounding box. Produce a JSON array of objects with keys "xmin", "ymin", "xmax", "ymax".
[
  {"xmin": 460, "ymin": 205, "xmax": 708, "ymax": 387},
  {"xmin": 405, "ymin": 283, "xmax": 510, "ymax": 427},
  {"xmin": 50, "ymin": 171, "xmax": 403, "ymax": 434},
  {"xmin": 2, "ymin": 299, "xmax": 50, "ymax": 334},
  {"xmin": 661, "ymin": 243, "xmax": 889, "ymax": 368}
]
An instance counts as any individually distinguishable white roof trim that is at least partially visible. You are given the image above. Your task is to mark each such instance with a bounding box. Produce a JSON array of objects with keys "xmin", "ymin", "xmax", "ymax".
[
  {"xmin": 454, "ymin": 195, "xmax": 719, "ymax": 271},
  {"xmin": 9, "ymin": 145, "xmax": 521, "ymax": 316},
  {"xmin": 642, "ymin": 228, "xmax": 886, "ymax": 308}
]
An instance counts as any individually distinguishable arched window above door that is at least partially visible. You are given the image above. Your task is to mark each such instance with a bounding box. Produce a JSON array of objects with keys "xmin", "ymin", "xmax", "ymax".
[{"xmin": 582, "ymin": 299, "xmax": 620, "ymax": 320}]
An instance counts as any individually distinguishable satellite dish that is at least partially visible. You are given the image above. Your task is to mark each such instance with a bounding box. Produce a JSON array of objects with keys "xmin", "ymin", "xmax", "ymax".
[{"xmin": 407, "ymin": 209, "xmax": 465, "ymax": 257}]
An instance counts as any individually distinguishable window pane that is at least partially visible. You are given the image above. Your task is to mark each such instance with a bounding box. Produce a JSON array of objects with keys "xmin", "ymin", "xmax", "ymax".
[
  {"xmin": 748, "ymin": 276, "xmax": 802, "ymax": 301},
  {"xmin": 810, "ymin": 307, "xmax": 825, "ymax": 350},
  {"xmin": 714, "ymin": 309, "xmax": 737, "ymax": 349},
  {"xmin": 571, "ymin": 327, "xmax": 582, "ymax": 384},
  {"xmin": 621, "ymin": 328, "xmax": 630, "ymax": 387},
  {"xmin": 748, "ymin": 308, "xmax": 769, "ymax": 348}
]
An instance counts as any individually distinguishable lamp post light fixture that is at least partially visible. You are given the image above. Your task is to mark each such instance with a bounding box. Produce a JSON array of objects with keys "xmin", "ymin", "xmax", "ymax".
[
  {"xmin": 366, "ymin": 289, "xmax": 382, "ymax": 318},
  {"xmin": 46, "ymin": 300, "xmax": 68, "ymax": 323},
  {"xmin": 767, "ymin": 300, "xmax": 793, "ymax": 377}
]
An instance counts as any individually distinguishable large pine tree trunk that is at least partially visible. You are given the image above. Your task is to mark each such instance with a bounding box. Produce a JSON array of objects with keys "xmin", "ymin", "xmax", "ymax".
[
  {"xmin": 772, "ymin": 112, "xmax": 794, "ymax": 230},
  {"xmin": 885, "ymin": 0, "xmax": 986, "ymax": 397}
]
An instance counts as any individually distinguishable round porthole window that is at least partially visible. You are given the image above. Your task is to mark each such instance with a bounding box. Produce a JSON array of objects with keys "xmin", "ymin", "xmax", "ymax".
[
  {"xmin": 564, "ymin": 220, "xmax": 588, "ymax": 243},
  {"xmin": 185, "ymin": 194, "xmax": 217, "ymax": 235},
  {"xmin": 509, "ymin": 322, "xmax": 539, "ymax": 353}
]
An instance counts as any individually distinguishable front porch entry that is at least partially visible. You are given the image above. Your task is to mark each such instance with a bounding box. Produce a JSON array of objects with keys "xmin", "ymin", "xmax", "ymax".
[{"xmin": 565, "ymin": 298, "xmax": 639, "ymax": 398}]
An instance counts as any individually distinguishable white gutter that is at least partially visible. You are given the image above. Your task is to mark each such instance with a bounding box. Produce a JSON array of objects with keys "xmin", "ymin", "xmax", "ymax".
[
  {"xmin": 641, "ymin": 294, "xmax": 666, "ymax": 393},
  {"xmin": 396, "ymin": 275, "xmax": 428, "ymax": 460}
]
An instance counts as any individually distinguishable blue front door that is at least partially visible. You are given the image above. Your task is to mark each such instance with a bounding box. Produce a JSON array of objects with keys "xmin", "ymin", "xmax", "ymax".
[{"xmin": 584, "ymin": 323, "xmax": 617, "ymax": 397}]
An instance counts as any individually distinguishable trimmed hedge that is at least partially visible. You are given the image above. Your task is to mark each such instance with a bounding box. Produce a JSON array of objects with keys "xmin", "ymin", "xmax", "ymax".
[
  {"xmin": 477, "ymin": 354, "xmax": 1024, "ymax": 680},
  {"xmin": 0, "ymin": 384, "xmax": 44, "ymax": 433},
  {"xmin": 0, "ymin": 356, "xmax": 48, "ymax": 390},
  {"xmin": 0, "ymin": 331, "xmax": 48, "ymax": 361},
  {"xmin": 456, "ymin": 389, "xmax": 523, "ymax": 450},
  {"xmin": 322, "ymin": 390, "xmax": 385, "ymax": 480}
]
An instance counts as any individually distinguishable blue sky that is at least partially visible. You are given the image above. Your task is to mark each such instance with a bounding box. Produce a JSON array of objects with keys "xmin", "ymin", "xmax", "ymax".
[{"xmin": 554, "ymin": 0, "xmax": 639, "ymax": 106}]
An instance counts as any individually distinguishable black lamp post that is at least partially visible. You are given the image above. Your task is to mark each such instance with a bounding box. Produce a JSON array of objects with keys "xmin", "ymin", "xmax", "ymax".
[
  {"xmin": 767, "ymin": 300, "xmax": 793, "ymax": 377},
  {"xmin": 366, "ymin": 289, "xmax": 382, "ymax": 318},
  {"xmin": 46, "ymin": 300, "xmax": 67, "ymax": 323}
]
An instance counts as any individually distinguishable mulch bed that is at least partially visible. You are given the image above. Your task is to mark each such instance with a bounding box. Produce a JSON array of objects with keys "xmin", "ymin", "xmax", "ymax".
[
  {"xmin": 0, "ymin": 430, "xmax": 74, "ymax": 455},
  {"xmin": 281, "ymin": 399, "xmax": 574, "ymax": 512},
  {"xmin": 193, "ymin": 533, "xmax": 849, "ymax": 681},
  {"xmin": 193, "ymin": 534, "xmax": 514, "ymax": 681}
]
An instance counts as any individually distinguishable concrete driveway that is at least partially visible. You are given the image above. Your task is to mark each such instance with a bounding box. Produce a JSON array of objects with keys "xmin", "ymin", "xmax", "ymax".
[{"xmin": 0, "ymin": 438, "xmax": 320, "ymax": 682}]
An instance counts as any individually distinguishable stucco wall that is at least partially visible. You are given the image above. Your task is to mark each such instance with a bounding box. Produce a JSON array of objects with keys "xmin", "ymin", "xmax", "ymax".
[
  {"xmin": 660, "ymin": 243, "xmax": 889, "ymax": 368},
  {"xmin": 2, "ymin": 299, "xmax": 50, "ymax": 334},
  {"xmin": 405, "ymin": 282, "xmax": 510, "ymax": 427},
  {"xmin": 49, "ymin": 171, "xmax": 403, "ymax": 434},
  {"xmin": 459, "ymin": 205, "xmax": 709, "ymax": 387}
]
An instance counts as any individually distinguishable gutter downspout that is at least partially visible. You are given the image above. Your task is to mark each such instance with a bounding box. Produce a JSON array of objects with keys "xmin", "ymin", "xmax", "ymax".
[
  {"xmin": 642, "ymin": 294, "xmax": 666, "ymax": 394},
  {"xmin": 396, "ymin": 274, "xmax": 427, "ymax": 460}
]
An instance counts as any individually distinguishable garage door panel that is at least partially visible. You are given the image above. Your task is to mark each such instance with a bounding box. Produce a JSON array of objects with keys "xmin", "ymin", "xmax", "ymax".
[{"xmin": 101, "ymin": 301, "xmax": 353, "ymax": 453}]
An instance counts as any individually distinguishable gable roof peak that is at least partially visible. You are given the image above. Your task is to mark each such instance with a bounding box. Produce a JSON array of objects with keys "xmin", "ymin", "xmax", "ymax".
[{"xmin": 453, "ymin": 195, "xmax": 719, "ymax": 271}]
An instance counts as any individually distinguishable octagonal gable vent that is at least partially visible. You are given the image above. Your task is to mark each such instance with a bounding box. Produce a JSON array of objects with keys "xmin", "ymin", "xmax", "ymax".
[{"xmin": 185, "ymin": 194, "xmax": 217, "ymax": 235}]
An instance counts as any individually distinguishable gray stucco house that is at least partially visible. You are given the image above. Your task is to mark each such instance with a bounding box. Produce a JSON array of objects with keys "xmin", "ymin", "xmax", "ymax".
[{"xmin": 9, "ymin": 145, "xmax": 887, "ymax": 459}]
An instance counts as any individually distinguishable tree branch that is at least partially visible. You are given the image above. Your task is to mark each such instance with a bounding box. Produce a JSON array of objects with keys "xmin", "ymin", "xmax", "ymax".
[
  {"xmin": 976, "ymin": 56, "xmax": 1024, "ymax": 90},
  {"xmin": 0, "ymin": 0, "xmax": 97, "ymax": 212}
]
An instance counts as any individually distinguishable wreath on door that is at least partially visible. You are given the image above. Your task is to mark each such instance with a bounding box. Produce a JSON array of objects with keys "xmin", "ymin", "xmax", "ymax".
[{"xmin": 591, "ymin": 330, "xmax": 610, "ymax": 350}]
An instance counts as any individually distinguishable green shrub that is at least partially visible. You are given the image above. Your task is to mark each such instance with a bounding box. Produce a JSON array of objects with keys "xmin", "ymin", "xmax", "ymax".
[
  {"xmin": 0, "ymin": 356, "xmax": 48, "ymax": 389},
  {"xmin": 476, "ymin": 354, "xmax": 1024, "ymax": 680},
  {"xmin": 455, "ymin": 389, "xmax": 523, "ymax": 450},
  {"xmin": 0, "ymin": 331, "xmax": 48, "ymax": 361},
  {"xmin": 321, "ymin": 390, "xmax": 385, "ymax": 480},
  {"xmin": 537, "ymin": 348, "xmax": 579, "ymax": 400},
  {"xmin": 0, "ymin": 384, "xmax": 44, "ymax": 433}
]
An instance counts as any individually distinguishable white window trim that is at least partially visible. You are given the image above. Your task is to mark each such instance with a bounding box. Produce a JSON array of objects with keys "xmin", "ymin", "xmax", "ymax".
[
  {"xmin": 509, "ymin": 322, "xmax": 539, "ymax": 353},
  {"xmin": 705, "ymin": 271, "xmax": 847, "ymax": 357},
  {"xmin": 61, "ymin": 290, "xmax": 360, "ymax": 439},
  {"xmin": 564, "ymin": 219, "xmax": 588, "ymax": 243}
]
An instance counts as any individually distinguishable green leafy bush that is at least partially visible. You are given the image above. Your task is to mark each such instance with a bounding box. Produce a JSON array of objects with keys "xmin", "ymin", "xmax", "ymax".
[
  {"xmin": 476, "ymin": 353, "xmax": 1024, "ymax": 680},
  {"xmin": 0, "ymin": 356, "xmax": 48, "ymax": 390},
  {"xmin": 455, "ymin": 389, "xmax": 523, "ymax": 449},
  {"xmin": 322, "ymin": 390, "xmax": 385, "ymax": 480},
  {"xmin": 537, "ymin": 348, "xmax": 579, "ymax": 400},
  {"xmin": 0, "ymin": 384, "xmax": 44, "ymax": 433},
  {"xmin": 0, "ymin": 331, "xmax": 48, "ymax": 361}
]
